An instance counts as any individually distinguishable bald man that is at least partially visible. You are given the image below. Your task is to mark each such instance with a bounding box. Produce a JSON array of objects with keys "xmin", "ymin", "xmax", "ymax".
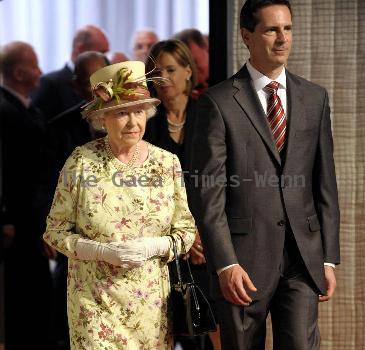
[
  {"xmin": 0, "ymin": 41, "xmax": 53, "ymax": 350},
  {"xmin": 107, "ymin": 51, "xmax": 129, "ymax": 64},
  {"xmin": 131, "ymin": 30, "xmax": 158, "ymax": 62},
  {"xmin": 33, "ymin": 25, "xmax": 109, "ymax": 120}
]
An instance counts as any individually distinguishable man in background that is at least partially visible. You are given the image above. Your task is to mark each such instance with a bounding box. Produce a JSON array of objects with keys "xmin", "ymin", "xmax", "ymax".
[
  {"xmin": 0, "ymin": 102, "xmax": 4, "ymax": 350},
  {"xmin": 173, "ymin": 28, "xmax": 209, "ymax": 99},
  {"xmin": 108, "ymin": 51, "xmax": 129, "ymax": 64},
  {"xmin": 131, "ymin": 29, "xmax": 158, "ymax": 62},
  {"xmin": 0, "ymin": 40, "xmax": 53, "ymax": 350},
  {"xmin": 33, "ymin": 25, "xmax": 109, "ymax": 120}
]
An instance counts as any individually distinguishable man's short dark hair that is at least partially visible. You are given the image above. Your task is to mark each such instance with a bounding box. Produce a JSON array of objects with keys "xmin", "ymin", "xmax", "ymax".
[
  {"xmin": 73, "ymin": 51, "xmax": 109, "ymax": 83},
  {"xmin": 240, "ymin": 0, "xmax": 292, "ymax": 32}
]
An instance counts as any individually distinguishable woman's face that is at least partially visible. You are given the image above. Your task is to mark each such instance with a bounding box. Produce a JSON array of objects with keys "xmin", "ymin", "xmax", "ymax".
[
  {"xmin": 102, "ymin": 107, "xmax": 147, "ymax": 148},
  {"xmin": 154, "ymin": 52, "xmax": 192, "ymax": 100}
]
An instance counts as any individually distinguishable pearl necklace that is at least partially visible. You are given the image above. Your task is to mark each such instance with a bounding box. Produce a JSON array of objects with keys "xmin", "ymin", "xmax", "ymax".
[
  {"xmin": 167, "ymin": 118, "xmax": 186, "ymax": 127},
  {"xmin": 167, "ymin": 115, "xmax": 186, "ymax": 133},
  {"xmin": 105, "ymin": 137, "xmax": 140, "ymax": 171}
]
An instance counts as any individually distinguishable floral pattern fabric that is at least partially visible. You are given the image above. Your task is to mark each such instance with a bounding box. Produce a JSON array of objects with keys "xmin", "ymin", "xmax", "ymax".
[{"xmin": 43, "ymin": 138, "xmax": 196, "ymax": 350}]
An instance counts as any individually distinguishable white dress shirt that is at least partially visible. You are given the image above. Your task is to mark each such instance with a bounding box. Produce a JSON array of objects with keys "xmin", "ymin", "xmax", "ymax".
[{"xmin": 246, "ymin": 60, "xmax": 287, "ymax": 115}]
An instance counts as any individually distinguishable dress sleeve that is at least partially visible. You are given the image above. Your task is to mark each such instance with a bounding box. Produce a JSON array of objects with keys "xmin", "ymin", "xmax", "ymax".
[
  {"xmin": 43, "ymin": 147, "xmax": 83, "ymax": 258},
  {"xmin": 165, "ymin": 154, "xmax": 196, "ymax": 262}
]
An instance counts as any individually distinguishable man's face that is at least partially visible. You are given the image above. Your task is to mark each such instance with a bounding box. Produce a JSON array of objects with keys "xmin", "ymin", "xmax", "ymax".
[
  {"xmin": 188, "ymin": 42, "xmax": 209, "ymax": 85},
  {"xmin": 241, "ymin": 5, "xmax": 292, "ymax": 74},
  {"xmin": 18, "ymin": 48, "xmax": 42, "ymax": 91},
  {"xmin": 133, "ymin": 32, "xmax": 158, "ymax": 62}
]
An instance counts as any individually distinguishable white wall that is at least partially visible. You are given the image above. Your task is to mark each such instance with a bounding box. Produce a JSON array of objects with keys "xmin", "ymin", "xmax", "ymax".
[{"xmin": 0, "ymin": 0, "xmax": 209, "ymax": 73}]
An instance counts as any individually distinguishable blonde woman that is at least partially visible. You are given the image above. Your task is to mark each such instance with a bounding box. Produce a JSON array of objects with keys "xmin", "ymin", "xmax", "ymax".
[{"xmin": 145, "ymin": 40, "xmax": 221, "ymax": 350}]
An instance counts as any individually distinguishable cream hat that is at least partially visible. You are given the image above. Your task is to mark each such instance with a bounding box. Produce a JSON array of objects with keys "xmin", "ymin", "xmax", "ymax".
[{"xmin": 82, "ymin": 61, "xmax": 161, "ymax": 118}]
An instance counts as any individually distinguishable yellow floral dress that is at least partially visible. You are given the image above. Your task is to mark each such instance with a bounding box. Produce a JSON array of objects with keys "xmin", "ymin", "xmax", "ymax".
[{"xmin": 43, "ymin": 138, "xmax": 196, "ymax": 350}]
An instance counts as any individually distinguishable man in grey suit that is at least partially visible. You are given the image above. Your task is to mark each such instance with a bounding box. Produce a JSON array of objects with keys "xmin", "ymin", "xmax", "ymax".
[{"xmin": 188, "ymin": 0, "xmax": 340, "ymax": 349}]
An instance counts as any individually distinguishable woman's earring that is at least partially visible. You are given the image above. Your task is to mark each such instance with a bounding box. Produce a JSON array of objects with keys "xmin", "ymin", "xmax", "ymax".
[{"xmin": 186, "ymin": 76, "xmax": 191, "ymax": 81}]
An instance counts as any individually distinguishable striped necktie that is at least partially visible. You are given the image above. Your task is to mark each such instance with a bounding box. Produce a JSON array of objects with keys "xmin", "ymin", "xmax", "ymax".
[{"xmin": 263, "ymin": 81, "xmax": 286, "ymax": 153}]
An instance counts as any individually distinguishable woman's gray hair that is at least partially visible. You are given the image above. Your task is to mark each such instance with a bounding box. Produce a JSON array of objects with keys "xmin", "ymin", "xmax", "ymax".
[{"xmin": 88, "ymin": 105, "xmax": 157, "ymax": 132}]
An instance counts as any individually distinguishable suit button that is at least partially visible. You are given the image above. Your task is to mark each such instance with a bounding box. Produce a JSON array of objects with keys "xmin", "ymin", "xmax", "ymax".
[{"xmin": 277, "ymin": 220, "xmax": 286, "ymax": 226}]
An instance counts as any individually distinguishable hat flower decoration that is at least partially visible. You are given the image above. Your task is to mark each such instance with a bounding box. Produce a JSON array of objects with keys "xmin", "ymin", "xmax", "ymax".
[{"xmin": 82, "ymin": 60, "xmax": 168, "ymax": 118}]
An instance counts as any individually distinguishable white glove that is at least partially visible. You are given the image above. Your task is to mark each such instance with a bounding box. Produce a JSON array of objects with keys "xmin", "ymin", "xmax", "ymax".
[
  {"xmin": 115, "ymin": 236, "xmax": 171, "ymax": 263},
  {"xmin": 75, "ymin": 236, "xmax": 171, "ymax": 268},
  {"xmin": 75, "ymin": 238, "xmax": 144, "ymax": 268}
]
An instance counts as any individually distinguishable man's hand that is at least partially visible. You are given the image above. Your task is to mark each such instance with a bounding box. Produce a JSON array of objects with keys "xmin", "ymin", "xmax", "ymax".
[
  {"xmin": 218, "ymin": 265, "xmax": 257, "ymax": 305},
  {"xmin": 188, "ymin": 230, "xmax": 206, "ymax": 265},
  {"xmin": 42, "ymin": 241, "xmax": 58, "ymax": 259},
  {"xmin": 3, "ymin": 224, "xmax": 15, "ymax": 248},
  {"xmin": 319, "ymin": 265, "xmax": 337, "ymax": 302}
]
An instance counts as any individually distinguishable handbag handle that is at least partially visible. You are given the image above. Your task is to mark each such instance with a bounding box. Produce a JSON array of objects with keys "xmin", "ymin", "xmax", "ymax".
[
  {"xmin": 169, "ymin": 235, "xmax": 196, "ymax": 286},
  {"xmin": 169, "ymin": 235, "xmax": 204, "ymax": 330}
]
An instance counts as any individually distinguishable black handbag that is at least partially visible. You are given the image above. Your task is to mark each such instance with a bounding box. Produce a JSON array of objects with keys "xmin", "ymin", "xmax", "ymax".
[{"xmin": 168, "ymin": 235, "xmax": 217, "ymax": 337}]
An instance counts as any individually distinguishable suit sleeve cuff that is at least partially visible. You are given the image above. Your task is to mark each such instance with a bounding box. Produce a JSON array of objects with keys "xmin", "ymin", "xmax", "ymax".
[
  {"xmin": 217, "ymin": 263, "xmax": 239, "ymax": 275},
  {"xmin": 324, "ymin": 262, "xmax": 336, "ymax": 269}
]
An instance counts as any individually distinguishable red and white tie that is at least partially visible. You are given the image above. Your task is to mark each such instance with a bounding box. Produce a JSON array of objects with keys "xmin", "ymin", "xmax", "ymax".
[{"xmin": 264, "ymin": 81, "xmax": 286, "ymax": 153}]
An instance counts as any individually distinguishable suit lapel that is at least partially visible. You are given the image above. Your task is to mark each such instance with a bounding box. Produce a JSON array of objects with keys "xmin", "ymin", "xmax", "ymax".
[
  {"xmin": 283, "ymin": 71, "xmax": 306, "ymax": 171},
  {"xmin": 62, "ymin": 64, "xmax": 73, "ymax": 77},
  {"xmin": 1, "ymin": 87, "xmax": 45, "ymax": 131},
  {"xmin": 232, "ymin": 66, "xmax": 281, "ymax": 165}
]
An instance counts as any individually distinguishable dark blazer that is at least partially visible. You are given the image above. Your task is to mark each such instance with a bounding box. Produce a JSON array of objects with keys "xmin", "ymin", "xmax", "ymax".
[
  {"xmin": 0, "ymin": 86, "xmax": 53, "ymax": 349},
  {"xmin": 32, "ymin": 64, "xmax": 83, "ymax": 120},
  {"xmin": 0, "ymin": 86, "xmax": 46, "ymax": 227},
  {"xmin": 144, "ymin": 98, "xmax": 196, "ymax": 171},
  {"xmin": 36, "ymin": 101, "xmax": 95, "ymax": 226},
  {"xmin": 46, "ymin": 101, "xmax": 93, "ymax": 177},
  {"xmin": 188, "ymin": 66, "xmax": 340, "ymax": 298}
]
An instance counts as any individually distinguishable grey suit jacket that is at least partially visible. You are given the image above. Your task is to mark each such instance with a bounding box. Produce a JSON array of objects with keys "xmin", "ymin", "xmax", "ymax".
[{"xmin": 188, "ymin": 65, "xmax": 340, "ymax": 298}]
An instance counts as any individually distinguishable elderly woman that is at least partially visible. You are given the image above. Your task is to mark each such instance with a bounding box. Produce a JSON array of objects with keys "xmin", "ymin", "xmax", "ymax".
[
  {"xmin": 43, "ymin": 61, "xmax": 196, "ymax": 350},
  {"xmin": 144, "ymin": 40, "xmax": 220, "ymax": 350}
]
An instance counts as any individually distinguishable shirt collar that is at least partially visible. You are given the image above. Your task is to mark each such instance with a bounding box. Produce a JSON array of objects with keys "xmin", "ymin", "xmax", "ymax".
[
  {"xmin": 246, "ymin": 60, "xmax": 287, "ymax": 92},
  {"xmin": 67, "ymin": 60, "xmax": 75, "ymax": 72},
  {"xmin": 1, "ymin": 85, "xmax": 31, "ymax": 108}
]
